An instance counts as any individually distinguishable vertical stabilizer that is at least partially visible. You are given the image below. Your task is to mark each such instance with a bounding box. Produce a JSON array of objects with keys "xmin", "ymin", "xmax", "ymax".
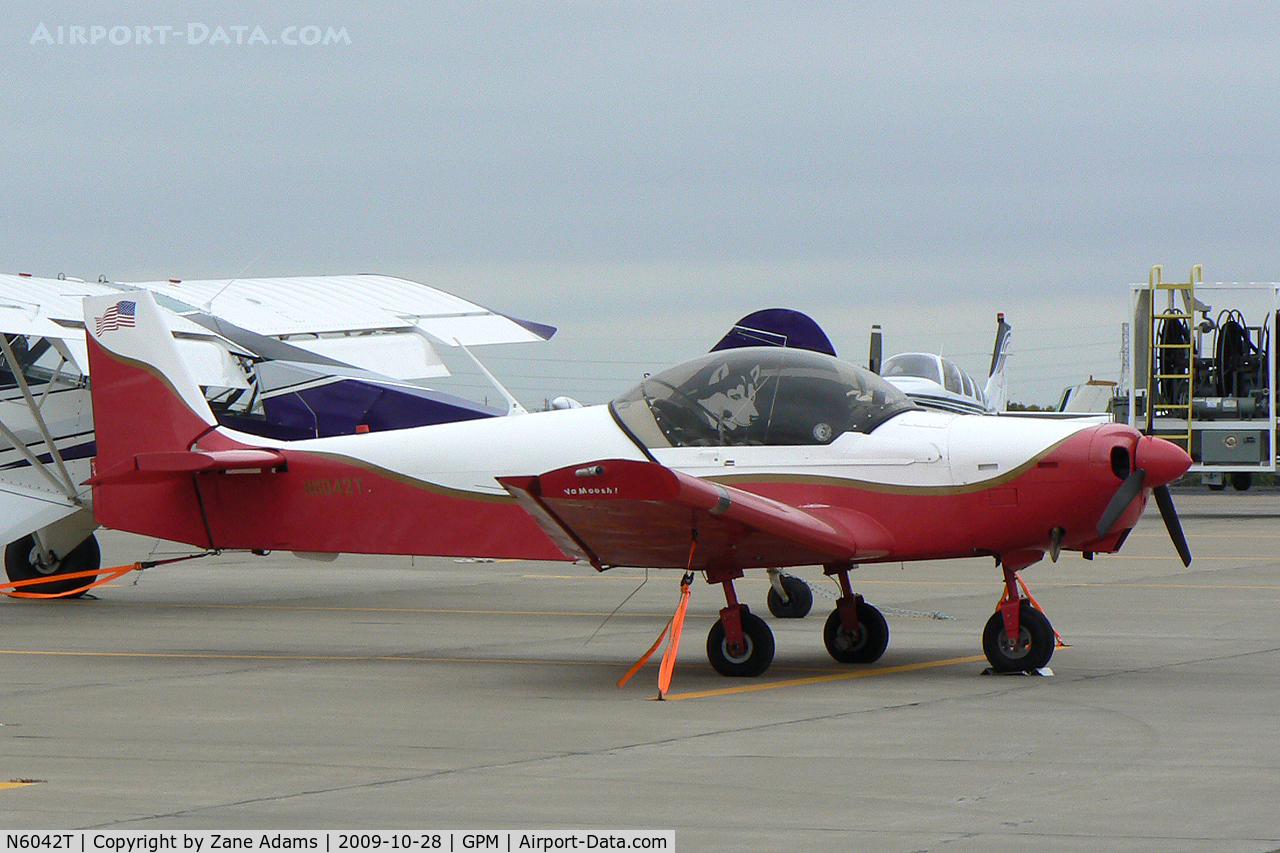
[
  {"xmin": 84, "ymin": 291, "xmax": 249, "ymax": 547},
  {"xmin": 984, "ymin": 313, "xmax": 1013, "ymax": 412},
  {"xmin": 710, "ymin": 309, "xmax": 837, "ymax": 356},
  {"xmin": 83, "ymin": 292, "xmax": 227, "ymax": 471}
]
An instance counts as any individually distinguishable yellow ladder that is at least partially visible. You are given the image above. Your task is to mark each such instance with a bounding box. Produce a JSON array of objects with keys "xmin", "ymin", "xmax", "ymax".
[{"xmin": 1144, "ymin": 264, "xmax": 1199, "ymax": 452}]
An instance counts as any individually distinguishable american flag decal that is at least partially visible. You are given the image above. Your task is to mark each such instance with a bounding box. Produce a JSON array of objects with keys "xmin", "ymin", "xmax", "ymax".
[{"xmin": 95, "ymin": 300, "xmax": 136, "ymax": 335}]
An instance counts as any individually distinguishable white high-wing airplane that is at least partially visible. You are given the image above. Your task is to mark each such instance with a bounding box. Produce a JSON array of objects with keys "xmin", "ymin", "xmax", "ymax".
[
  {"xmin": 73, "ymin": 291, "xmax": 1192, "ymax": 677},
  {"xmin": 0, "ymin": 272, "xmax": 553, "ymax": 595}
]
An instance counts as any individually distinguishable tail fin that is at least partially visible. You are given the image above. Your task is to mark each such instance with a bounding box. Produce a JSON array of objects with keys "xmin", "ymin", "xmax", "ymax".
[
  {"xmin": 84, "ymin": 292, "xmax": 271, "ymax": 548},
  {"xmin": 984, "ymin": 312, "xmax": 1013, "ymax": 412},
  {"xmin": 709, "ymin": 309, "xmax": 837, "ymax": 357},
  {"xmin": 84, "ymin": 292, "xmax": 224, "ymax": 469}
]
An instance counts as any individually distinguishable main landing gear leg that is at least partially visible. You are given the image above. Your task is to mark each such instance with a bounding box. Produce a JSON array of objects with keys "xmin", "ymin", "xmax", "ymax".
[
  {"xmin": 982, "ymin": 554, "xmax": 1055, "ymax": 672},
  {"xmin": 704, "ymin": 567, "xmax": 774, "ymax": 677},
  {"xmin": 821, "ymin": 562, "xmax": 889, "ymax": 664},
  {"xmin": 998, "ymin": 564, "xmax": 1023, "ymax": 642}
]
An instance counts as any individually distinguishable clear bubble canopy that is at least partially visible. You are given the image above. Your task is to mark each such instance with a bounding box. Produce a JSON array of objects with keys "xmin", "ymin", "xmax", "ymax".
[{"xmin": 611, "ymin": 347, "xmax": 918, "ymax": 448}]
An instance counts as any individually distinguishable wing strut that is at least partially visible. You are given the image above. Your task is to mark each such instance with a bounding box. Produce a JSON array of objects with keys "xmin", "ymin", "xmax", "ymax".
[
  {"xmin": 454, "ymin": 339, "xmax": 527, "ymax": 416},
  {"xmin": 0, "ymin": 335, "xmax": 80, "ymax": 502},
  {"xmin": 0, "ymin": 327, "xmax": 79, "ymax": 494}
]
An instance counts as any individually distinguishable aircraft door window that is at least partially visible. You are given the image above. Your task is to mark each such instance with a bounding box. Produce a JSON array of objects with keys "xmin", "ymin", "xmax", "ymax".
[{"xmin": 942, "ymin": 359, "xmax": 963, "ymax": 394}]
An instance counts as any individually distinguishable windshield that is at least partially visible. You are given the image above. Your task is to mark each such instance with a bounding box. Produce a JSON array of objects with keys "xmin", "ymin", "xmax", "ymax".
[
  {"xmin": 882, "ymin": 353, "xmax": 942, "ymax": 384},
  {"xmin": 611, "ymin": 347, "xmax": 918, "ymax": 448}
]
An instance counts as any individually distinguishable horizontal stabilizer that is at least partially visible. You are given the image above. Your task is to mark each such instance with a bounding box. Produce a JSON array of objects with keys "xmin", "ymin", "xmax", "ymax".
[
  {"xmin": 500, "ymin": 459, "xmax": 890, "ymax": 571},
  {"xmin": 86, "ymin": 449, "xmax": 286, "ymax": 486}
]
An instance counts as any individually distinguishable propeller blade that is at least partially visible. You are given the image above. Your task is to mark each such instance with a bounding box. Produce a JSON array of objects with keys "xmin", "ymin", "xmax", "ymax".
[
  {"xmin": 1096, "ymin": 469, "xmax": 1145, "ymax": 537},
  {"xmin": 1153, "ymin": 484, "xmax": 1192, "ymax": 567}
]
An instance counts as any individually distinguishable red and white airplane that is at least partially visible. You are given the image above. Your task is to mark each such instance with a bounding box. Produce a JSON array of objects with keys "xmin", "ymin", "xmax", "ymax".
[{"xmin": 82, "ymin": 293, "xmax": 1193, "ymax": 677}]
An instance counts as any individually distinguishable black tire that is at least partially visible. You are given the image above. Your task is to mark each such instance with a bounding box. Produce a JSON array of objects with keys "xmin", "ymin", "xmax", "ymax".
[
  {"xmin": 982, "ymin": 602, "xmax": 1054, "ymax": 672},
  {"xmin": 823, "ymin": 601, "xmax": 889, "ymax": 664},
  {"xmin": 706, "ymin": 610, "xmax": 775, "ymax": 677},
  {"xmin": 1207, "ymin": 481, "xmax": 1226, "ymax": 492},
  {"xmin": 766, "ymin": 574, "xmax": 813, "ymax": 619},
  {"xmin": 4, "ymin": 534, "xmax": 100, "ymax": 599},
  {"xmin": 1231, "ymin": 472, "xmax": 1253, "ymax": 492}
]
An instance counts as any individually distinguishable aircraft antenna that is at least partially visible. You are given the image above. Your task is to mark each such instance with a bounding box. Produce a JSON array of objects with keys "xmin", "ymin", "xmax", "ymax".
[
  {"xmin": 584, "ymin": 568, "xmax": 649, "ymax": 645},
  {"xmin": 201, "ymin": 249, "xmax": 266, "ymax": 312}
]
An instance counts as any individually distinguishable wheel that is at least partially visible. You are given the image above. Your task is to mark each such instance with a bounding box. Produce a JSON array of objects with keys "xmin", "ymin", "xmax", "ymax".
[
  {"xmin": 4, "ymin": 534, "xmax": 100, "ymax": 599},
  {"xmin": 982, "ymin": 602, "xmax": 1054, "ymax": 672},
  {"xmin": 1207, "ymin": 481, "xmax": 1226, "ymax": 492},
  {"xmin": 1231, "ymin": 472, "xmax": 1253, "ymax": 491},
  {"xmin": 766, "ymin": 574, "xmax": 813, "ymax": 619},
  {"xmin": 706, "ymin": 610, "xmax": 775, "ymax": 677},
  {"xmin": 823, "ymin": 601, "xmax": 889, "ymax": 664}
]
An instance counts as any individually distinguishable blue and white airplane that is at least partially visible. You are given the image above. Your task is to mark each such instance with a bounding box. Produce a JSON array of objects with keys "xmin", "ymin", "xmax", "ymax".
[
  {"xmin": 710, "ymin": 308, "xmax": 1013, "ymax": 415},
  {"xmin": 879, "ymin": 313, "xmax": 1013, "ymax": 415}
]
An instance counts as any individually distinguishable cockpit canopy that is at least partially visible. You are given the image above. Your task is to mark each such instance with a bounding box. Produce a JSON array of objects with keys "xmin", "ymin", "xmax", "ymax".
[{"xmin": 611, "ymin": 347, "xmax": 918, "ymax": 449}]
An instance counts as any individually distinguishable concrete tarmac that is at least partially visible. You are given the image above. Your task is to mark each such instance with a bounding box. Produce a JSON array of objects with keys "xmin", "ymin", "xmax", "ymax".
[{"xmin": 2, "ymin": 492, "xmax": 1279, "ymax": 851}]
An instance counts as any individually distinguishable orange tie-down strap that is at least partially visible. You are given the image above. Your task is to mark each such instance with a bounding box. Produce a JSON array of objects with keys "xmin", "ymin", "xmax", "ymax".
[
  {"xmin": 996, "ymin": 574, "xmax": 1070, "ymax": 648},
  {"xmin": 617, "ymin": 572, "xmax": 695, "ymax": 698},
  {"xmin": 1, "ymin": 564, "xmax": 141, "ymax": 599},
  {"xmin": 2, "ymin": 551, "xmax": 217, "ymax": 599}
]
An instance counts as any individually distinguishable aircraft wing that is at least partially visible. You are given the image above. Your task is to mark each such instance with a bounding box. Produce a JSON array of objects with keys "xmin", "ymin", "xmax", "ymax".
[
  {"xmin": 130, "ymin": 274, "xmax": 555, "ymax": 380},
  {"xmin": 2, "ymin": 272, "xmax": 556, "ymax": 382},
  {"xmin": 0, "ymin": 481, "xmax": 82, "ymax": 547},
  {"xmin": 131, "ymin": 274, "xmax": 555, "ymax": 341},
  {"xmin": 499, "ymin": 459, "xmax": 893, "ymax": 571},
  {"xmin": 0, "ymin": 273, "xmax": 252, "ymax": 383}
]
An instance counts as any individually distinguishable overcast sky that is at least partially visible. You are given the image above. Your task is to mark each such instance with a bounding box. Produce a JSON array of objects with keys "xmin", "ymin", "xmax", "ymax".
[{"xmin": 4, "ymin": 2, "xmax": 1278, "ymax": 405}]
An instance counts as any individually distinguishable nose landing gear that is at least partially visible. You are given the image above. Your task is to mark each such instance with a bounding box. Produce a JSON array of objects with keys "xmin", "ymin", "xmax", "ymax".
[{"xmin": 983, "ymin": 557, "xmax": 1056, "ymax": 672}]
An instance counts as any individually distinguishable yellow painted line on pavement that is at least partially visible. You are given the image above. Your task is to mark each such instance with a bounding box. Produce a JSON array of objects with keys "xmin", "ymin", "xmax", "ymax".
[
  {"xmin": 1082, "ymin": 581, "xmax": 1280, "ymax": 590},
  {"xmin": 1121, "ymin": 553, "xmax": 1276, "ymax": 560},
  {"xmin": 844, "ymin": 579, "xmax": 1280, "ymax": 590},
  {"xmin": 32, "ymin": 601, "xmax": 676, "ymax": 618},
  {"xmin": 1, "ymin": 781, "xmax": 36, "ymax": 791},
  {"xmin": 0, "ymin": 648, "xmax": 996, "ymax": 701},
  {"xmin": 663, "ymin": 654, "xmax": 988, "ymax": 700},
  {"xmin": 1130, "ymin": 532, "xmax": 1280, "ymax": 539},
  {"xmin": 0, "ymin": 648, "xmax": 605, "ymax": 666}
]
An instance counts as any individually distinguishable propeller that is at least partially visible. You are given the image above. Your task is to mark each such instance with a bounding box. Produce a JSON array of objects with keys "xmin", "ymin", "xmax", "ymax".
[
  {"xmin": 1153, "ymin": 483, "xmax": 1192, "ymax": 567},
  {"xmin": 1096, "ymin": 469, "xmax": 1145, "ymax": 538},
  {"xmin": 1095, "ymin": 434, "xmax": 1192, "ymax": 566}
]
